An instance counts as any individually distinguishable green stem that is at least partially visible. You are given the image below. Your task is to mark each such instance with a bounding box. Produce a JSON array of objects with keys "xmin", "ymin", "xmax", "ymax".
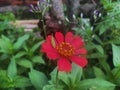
[
  {"xmin": 42, "ymin": 19, "xmax": 47, "ymax": 38},
  {"xmin": 41, "ymin": 13, "xmax": 46, "ymax": 38},
  {"xmin": 37, "ymin": 13, "xmax": 46, "ymax": 38}
]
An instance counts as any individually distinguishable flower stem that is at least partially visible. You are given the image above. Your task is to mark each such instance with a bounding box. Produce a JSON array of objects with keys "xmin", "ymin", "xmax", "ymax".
[
  {"xmin": 37, "ymin": 13, "xmax": 47, "ymax": 38},
  {"xmin": 41, "ymin": 15, "xmax": 47, "ymax": 38}
]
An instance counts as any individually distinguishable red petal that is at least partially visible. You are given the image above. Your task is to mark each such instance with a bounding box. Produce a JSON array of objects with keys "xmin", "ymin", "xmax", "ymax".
[
  {"xmin": 41, "ymin": 36, "xmax": 60, "ymax": 60},
  {"xmin": 41, "ymin": 35, "xmax": 58, "ymax": 53},
  {"xmin": 55, "ymin": 32, "xmax": 64, "ymax": 44},
  {"xmin": 46, "ymin": 35, "xmax": 58, "ymax": 45},
  {"xmin": 47, "ymin": 52, "xmax": 60, "ymax": 60},
  {"xmin": 46, "ymin": 35, "xmax": 52, "ymax": 41},
  {"xmin": 65, "ymin": 32, "xmax": 74, "ymax": 43},
  {"xmin": 57, "ymin": 58, "xmax": 72, "ymax": 72},
  {"xmin": 41, "ymin": 42, "xmax": 60, "ymax": 60},
  {"xmin": 75, "ymin": 48, "xmax": 87, "ymax": 55},
  {"xmin": 71, "ymin": 56, "xmax": 88, "ymax": 68},
  {"xmin": 41, "ymin": 42, "xmax": 55, "ymax": 52},
  {"xmin": 71, "ymin": 36, "xmax": 85, "ymax": 49}
]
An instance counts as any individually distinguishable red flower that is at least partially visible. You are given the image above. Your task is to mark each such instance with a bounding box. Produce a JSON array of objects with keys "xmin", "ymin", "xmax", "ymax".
[{"xmin": 41, "ymin": 32, "xmax": 88, "ymax": 72}]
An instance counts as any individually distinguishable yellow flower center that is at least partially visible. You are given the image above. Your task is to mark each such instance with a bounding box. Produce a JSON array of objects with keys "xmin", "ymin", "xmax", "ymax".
[{"xmin": 56, "ymin": 42, "xmax": 75, "ymax": 57}]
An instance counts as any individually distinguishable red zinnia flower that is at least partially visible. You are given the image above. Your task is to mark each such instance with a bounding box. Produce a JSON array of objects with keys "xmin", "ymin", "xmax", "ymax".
[{"xmin": 41, "ymin": 32, "xmax": 88, "ymax": 72}]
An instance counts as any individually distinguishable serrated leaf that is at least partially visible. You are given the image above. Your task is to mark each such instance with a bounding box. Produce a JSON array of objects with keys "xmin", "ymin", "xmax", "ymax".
[
  {"xmin": 29, "ymin": 69, "xmax": 48, "ymax": 90},
  {"xmin": 14, "ymin": 34, "xmax": 29, "ymax": 50},
  {"xmin": 7, "ymin": 57, "xmax": 17, "ymax": 79},
  {"xmin": 112, "ymin": 44, "xmax": 120, "ymax": 67}
]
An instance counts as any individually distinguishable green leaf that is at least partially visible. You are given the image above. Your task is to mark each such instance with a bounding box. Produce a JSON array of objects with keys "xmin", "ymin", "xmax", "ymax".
[
  {"xmin": 87, "ymin": 53, "xmax": 105, "ymax": 58},
  {"xmin": 93, "ymin": 66, "xmax": 106, "ymax": 79},
  {"xmin": 0, "ymin": 35, "xmax": 13, "ymax": 54},
  {"xmin": 49, "ymin": 68, "xmax": 58, "ymax": 84},
  {"xmin": 1, "ymin": 35, "xmax": 13, "ymax": 48},
  {"xmin": 0, "ymin": 70, "xmax": 7, "ymax": 76},
  {"xmin": 70, "ymin": 63, "xmax": 82, "ymax": 84},
  {"xmin": 112, "ymin": 67, "xmax": 120, "ymax": 85},
  {"xmin": 43, "ymin": 85, "xmax": 63, "ymax": 90},
  {"xmin": 29, "ymin": 69, "xmax": 48, "ymax": 90},
  {"xmin": 93, "ymin": 35, "xmax": 103, "ymax": 44},
  {"xmin": 13, "ymin": 34, "xmax": 29, "ymax": 50},
  {"xmin": 0, "ymin": 70, "xmax": 13, "ymax": 89},
  {"xmin": 58, "ymin": 64, "xmax": 82, "ymax": 87},
  {"xmin": 98, "ymin": 22, "xmax": 109, "ymax": 35},
  {"xmin": 112, "ymin": 68, "xmax": 120, "ymax": 86},
  {"xmin": 0, "ymin": 12, "xmax": 15, "ymax": 21},
  {"xmin": 7, "ymin": 57, "xmax": 17, "ymax": 79},
  {"xmin": 112, "ymin": 44, "xmax": 120, "ymax": 67},
  {"xmin": 58, "ymin": 72, "xmax": 70, "ymax": 86},
  {"xmin": 14, "ymin": 76, "xmax": 32, "ymax": 88},
  {"xmin": 100, "ymin": 0, "xmax": 109, "ymax": 7},
  {"xmin": 0, "ymin": 54, "xmax": 9, "ymax": 61},
  {"xmin": 32, "ymin": 56, "xmax": 45, "ymax": 64},
  {"xmin": 94, "ymin": 45, "xmax": 104, "ymax": 54},
  {"xmin": 31, "ymin": 41, "xmax": 43, "ymax": 52},
  {"xmin": 78, "ymin": 78, "xmax": 115, "ymax": 90},
  {"xmin": 15, "ymin": 51, "xmax": 26, "ymax": 58},
  {"xmin": 17, "ymin": 59, "xmax": 33, "ymax": 68},
  {"xmin": 0, "ymin": 21, "xmax": 12, "ymax": 31}
]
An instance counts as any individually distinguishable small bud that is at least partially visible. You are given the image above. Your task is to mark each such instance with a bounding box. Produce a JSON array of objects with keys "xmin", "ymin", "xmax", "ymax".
[
  {"xmin": 81, "ymin": 13, "xmax": 83, "ymax": 18},
  {"xmin": 73, "ymin": 14, "xmax": 76, "ymax": 19},
  {"xmin": 37, "ymin": 1, "xmax": 40, "ymax": 6},
  {"xmin": 29, "ymin": 9, "xmax": 33, "ymax": 12},
  {"xmin": 58, "ymin": 20, "xmax": 62, "ymax": 24},
  {"xmin": 91, "ymin": 27, "xmax": 93, "ymax": 31},
  {"xmin": 65, "ymin": 18, "xmax": 70, "ymax": 22},
  {"xmin": 99, "ymin": 13, "xmax": 102, "ymax": 17},
  {"xmin": 65, "ymin": 17, "xmax": 69, "ymax": 22}
]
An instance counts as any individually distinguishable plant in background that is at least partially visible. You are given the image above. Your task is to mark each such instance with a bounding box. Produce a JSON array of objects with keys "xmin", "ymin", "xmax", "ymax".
[
  {"xmin": 29, "ymin": 0, "xmax": 51, "ymax": 37},
  {"xmin": 73, "ymin": 0, "xmax": 120, "ymax": 90},
  {"xmin": 0, "ymin": 12, "xmax": 45, "ymax": 89},
  {"xmin": 1, "ymin": 0, "xmax": 120, "ymax": 90}
]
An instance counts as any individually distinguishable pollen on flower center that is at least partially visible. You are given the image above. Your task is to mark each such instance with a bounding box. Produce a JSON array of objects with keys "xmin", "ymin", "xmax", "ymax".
[{"xmin": 56, "ymin": 42, "xmax": 75, "ymax": 57}]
